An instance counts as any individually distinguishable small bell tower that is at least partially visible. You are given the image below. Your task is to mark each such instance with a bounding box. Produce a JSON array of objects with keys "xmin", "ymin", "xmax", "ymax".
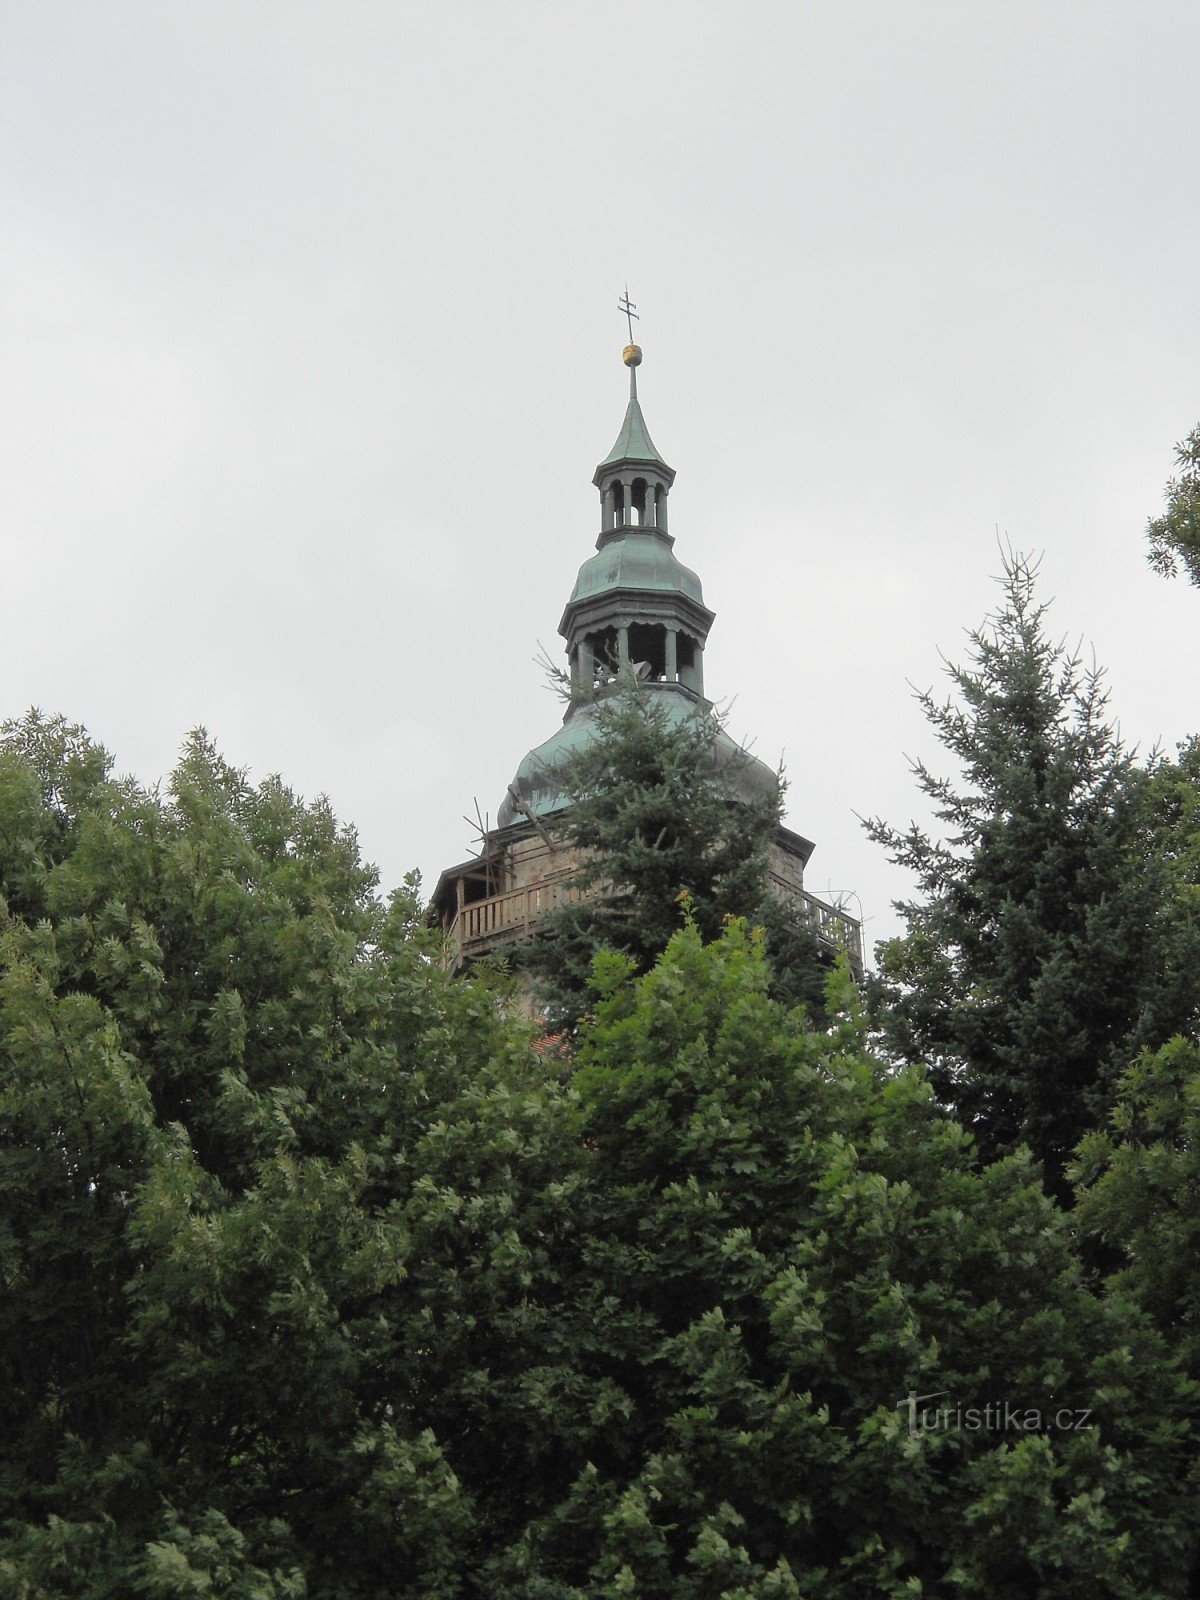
[
  {"xmin": 594, "ymin": 342, "xmax": 674, "ymax": 537},
  {"xmin": 560, "ymin": 339, "xmax": 713, "ymax": 700}
]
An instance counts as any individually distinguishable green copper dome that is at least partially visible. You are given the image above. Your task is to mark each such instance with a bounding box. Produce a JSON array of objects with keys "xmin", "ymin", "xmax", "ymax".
[
  {"xmin": 567, "ymin": 530, "xmax": 705, "ymax": 608},
  {"xmin": 497, "ymin": 685, "xmax": 779, "ymax": 827}
]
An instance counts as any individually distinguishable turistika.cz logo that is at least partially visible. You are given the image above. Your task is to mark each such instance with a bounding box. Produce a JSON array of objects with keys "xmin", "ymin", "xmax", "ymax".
[{"xmin": 898, "ymin": 1390, "xmax": 1094, "ymax": 1439}]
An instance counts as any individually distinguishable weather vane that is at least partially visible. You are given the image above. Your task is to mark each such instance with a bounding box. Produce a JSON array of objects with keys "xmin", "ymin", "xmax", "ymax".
[{"xmin": 618, "ymin": 285, "xmax": 639, "ymax": 343}]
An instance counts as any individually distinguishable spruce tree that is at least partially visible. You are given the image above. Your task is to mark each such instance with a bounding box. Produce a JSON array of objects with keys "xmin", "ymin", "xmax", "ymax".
[
  {"xmin": 865, "ymin": 551, "xmax": 1194, "ymax": 1191},
  {"xmin": 518, "ymin": 676, "xmax": 828, "ymax": 1027}
]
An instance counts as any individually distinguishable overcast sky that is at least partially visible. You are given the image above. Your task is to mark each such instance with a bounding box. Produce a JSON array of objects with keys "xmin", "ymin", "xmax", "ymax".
[{"xmin": 4, "ymin": 1, "xmax": 1198, "ymax": 956}]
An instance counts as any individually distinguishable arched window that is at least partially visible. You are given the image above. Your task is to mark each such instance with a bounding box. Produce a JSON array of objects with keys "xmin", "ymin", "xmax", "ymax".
[
  {"xmin": 628, "ymin": 623, "xmax": 667, "ymax": 682},
  {"xmin": 586, "ymin": 627, "xmax": 619, "ymax": 681},
  {"xmin": 631, "ymin": 478, "xmax": 647, "ymax": 527}
]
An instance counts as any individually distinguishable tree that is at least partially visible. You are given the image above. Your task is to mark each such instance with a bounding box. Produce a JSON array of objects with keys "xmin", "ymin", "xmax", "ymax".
[
  {"xmin": 864, "ymin": 552, "xmax": 1198, "ymax": 1192},
  {"xmin": 5, "ymin": 711, "xmax": 1196, "ymax": 1594},
  {"xmin": 1075, "ymin": 1037, "xmax": 1200, "ymax": 1376},
  {"xmin": 1072, "ymin": 738, "xmax": 1200, "ymax": 1369},
  {"xmin": 0, "ymin": 712, "xmax": 559, "ymax": 1595},
  {"xmin": 491, "ymin": 921, "xmax": 1198, "ymax": 1595},
  {"xmin": 1147, "ymin": 423, "xmax": 1200, "ymax": 588},
  {"xmin": 520, "ymin": 676, "xmax": 829, "ymax": 1028}
]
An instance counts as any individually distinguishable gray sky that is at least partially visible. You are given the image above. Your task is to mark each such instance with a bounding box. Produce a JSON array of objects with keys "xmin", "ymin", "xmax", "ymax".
[{"xmin": 4, "ymin": 1, "xmax": 1198, "ymax": 957}]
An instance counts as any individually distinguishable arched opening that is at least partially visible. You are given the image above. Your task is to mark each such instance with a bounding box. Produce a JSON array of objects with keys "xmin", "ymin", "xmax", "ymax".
[
  {"xmin": 631, "ymin": 478, "xmax": 647, "ymax": 527},
  {"xmin": 677, "ymin": 632, "xmax": 701, "ymax": 693},
  {"xmin": 585, "ymin": 627, "xmax": 619, "ymax": 682},
  {"xmin": 628, "ymin": 623, "xmax": 667, "ymax": 682},
  {"xmin": 612, "ymin": 482, "xmax": 626, "ymax": 527}
]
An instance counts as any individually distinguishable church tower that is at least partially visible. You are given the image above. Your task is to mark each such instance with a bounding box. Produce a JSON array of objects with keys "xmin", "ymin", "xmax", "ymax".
[{"xmin": 432, "ymin": 329, "xmax": 862, "ymax": 976}]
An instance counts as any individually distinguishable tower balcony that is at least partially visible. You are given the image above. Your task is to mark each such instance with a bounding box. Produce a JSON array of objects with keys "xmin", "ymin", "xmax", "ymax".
[
  {"xmin": 441, "ymin": 865, "xmax": 863, "ymax": 980},
  {"xmin": 765, "ymin": 872, "xmax": 865, "ymax": 976}
]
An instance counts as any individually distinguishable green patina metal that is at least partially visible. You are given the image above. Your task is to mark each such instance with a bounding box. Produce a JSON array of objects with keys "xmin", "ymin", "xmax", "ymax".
[
  {"xmin": 594, "ymin": 384, "xmax": 672, "ymax": 476},
  {"xmin": 567, "ymin": 531, "xmax": 704, "ymax": 606},
  {"xmin": 498, "ymin": 343, "xmax": 728, "ymax": 829},
  {"xmin": 502, "ymin": 682, "xmax": 781, "ymax": 822}
]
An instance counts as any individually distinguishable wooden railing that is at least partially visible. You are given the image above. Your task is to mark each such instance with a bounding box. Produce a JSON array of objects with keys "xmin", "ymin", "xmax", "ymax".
[
  {"xmin": 447, "ymin": 868, "xmax": 863, "ymax": 976},
  {"xmin": 768, "ymin": 873, "xmax": 864, "ymax": 973},
  {"xmin": 453, "ymin": 871, "xmax": 584, "ymax": 959}
]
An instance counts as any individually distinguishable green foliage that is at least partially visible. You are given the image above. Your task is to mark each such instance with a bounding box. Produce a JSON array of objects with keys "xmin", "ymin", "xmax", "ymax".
[
  {"xmin": 865, "ymin": 553, "xmax": 1199, "ymax": 1191},
  {"xmin": 2, "ymin": 710, "xmax": 1196, "ymax": 1593},
  {"xmin": 1147, "ymin": 424, "xmax": 1200, "ymax": 588},
  {"xmin": 521, "ymin": 678, "xmax": 828, "ymax": 1027},
  {"xmin": 1075, "ymin": 1036, "xmax": 1200, "ymax": 1375},
  {"xmin": 0, "ymin": 712, "xmax": 551, "ymax": 1596},
  {"xmin": 503, "ymin": 921, "xmax": 1196, "ymax": 1595}
]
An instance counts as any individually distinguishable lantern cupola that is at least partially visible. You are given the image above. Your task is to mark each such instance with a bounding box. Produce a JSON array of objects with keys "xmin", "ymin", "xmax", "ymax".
[
  {"xmin": 593, "ymin": 343, "xmax": 676, "ymax": 537},
  {"xmin": 559, "ymin": 343, "xmax": 714, "ymax": 700}
]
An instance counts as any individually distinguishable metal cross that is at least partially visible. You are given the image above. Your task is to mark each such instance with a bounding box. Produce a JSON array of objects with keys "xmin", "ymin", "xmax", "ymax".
[{"xmin": 618, "ymin": 286, "xmax": 639, "ymax": 342}]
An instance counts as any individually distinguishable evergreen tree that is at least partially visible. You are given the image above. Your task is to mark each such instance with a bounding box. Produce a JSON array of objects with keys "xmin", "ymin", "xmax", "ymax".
[
  {"xmin": 520, "ymin": 676, "xmax": 828, "ymax": 1027},
  {"xmin": 864, "ymin": 552, "xmax": 1196, "ymax": 1191},
  {"xmin": 1147, "ymin": 422, "xmax": 1200, "ymax": 588}
]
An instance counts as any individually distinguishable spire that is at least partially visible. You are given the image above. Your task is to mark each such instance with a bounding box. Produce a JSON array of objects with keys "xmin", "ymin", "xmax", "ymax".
[
  {"xmin": 593, "ymin": 306, "xmax": 675, "ymax": 498},
  {"xmin": 552, "ymin": 305, "xmax": 712, "ymax": 716},
  {"xmin": 597, "ymin": 347, "xmax": 671, "ymax": 471}
]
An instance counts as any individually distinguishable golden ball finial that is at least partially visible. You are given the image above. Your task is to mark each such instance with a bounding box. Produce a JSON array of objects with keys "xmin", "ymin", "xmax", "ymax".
[{"xmin": 622, "ymin": 342, "xmax": 643, "ymax": 367}]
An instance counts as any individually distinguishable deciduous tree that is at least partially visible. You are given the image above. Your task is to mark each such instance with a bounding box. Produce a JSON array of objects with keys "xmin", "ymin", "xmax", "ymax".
[
  {"xmin": 1075, "ymin": 1037, "xmax": 1200, "ymax": 1374},
  {"xmin": 498, "ymin": 921, "xmax": 1198, "ymax": 1596},
  {"xmin": 0, "ymin": 713, "xmax": 549, "ymax": 1595},
  {"xmin": 1147, "ymin": 423, "xmax": 1200, "ymax": 588}
]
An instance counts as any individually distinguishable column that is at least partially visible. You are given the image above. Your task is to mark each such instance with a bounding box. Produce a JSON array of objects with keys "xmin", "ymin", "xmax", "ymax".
[{"xmin": 665, "ymin": 626, "xmax": 678, "ymax": 683}]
